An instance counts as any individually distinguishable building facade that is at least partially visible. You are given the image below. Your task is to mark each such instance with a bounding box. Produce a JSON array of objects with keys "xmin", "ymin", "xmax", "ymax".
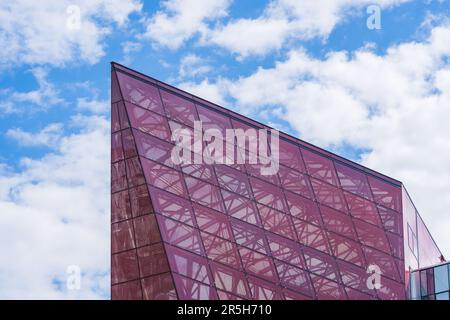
[
  {"xmin": 408, "ymin": 261, "xmax": 450, "ymax": 300},
  {"xmin": 110, "ymin": 62, "xmax": 444, "ymax": 300}
]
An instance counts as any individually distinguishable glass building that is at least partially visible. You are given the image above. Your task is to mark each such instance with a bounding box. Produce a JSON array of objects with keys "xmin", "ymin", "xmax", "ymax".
[
  {"xmin": 110, "ymin": 62, "xmax": 445, "ymax": 300},
  {"xmin": 408, "ymin": 262, "xmax": 450, "ymax": 300}
]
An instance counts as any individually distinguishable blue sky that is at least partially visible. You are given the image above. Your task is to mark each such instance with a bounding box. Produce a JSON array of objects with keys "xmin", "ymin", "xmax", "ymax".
[{"xmin": 0, "ymin": 0, "xmax": 450, "ymax": 299}]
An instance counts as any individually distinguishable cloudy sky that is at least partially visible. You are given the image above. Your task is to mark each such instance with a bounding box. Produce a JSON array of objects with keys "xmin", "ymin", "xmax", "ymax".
[{"xmin": 0, "ymin": 0, "xmax": 449, "ymax": 299}]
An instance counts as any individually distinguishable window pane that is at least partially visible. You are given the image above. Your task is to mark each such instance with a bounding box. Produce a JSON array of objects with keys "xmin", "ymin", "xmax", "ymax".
[
  {"xmin": 434, "ymin": 264, "xmax": 449, "ymax": 293},
  {"xmin": 435, "ymin": 291, "xmax": 449, "ymax": 300},
  {"xmin": 409, "ymin": 271, "xmax": 420, "ymax": 299}
]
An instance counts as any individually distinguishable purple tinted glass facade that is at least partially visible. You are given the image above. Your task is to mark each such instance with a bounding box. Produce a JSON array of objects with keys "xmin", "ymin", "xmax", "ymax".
[{"xmin": 110, "ymin": 62, "xmax": 444, "ymax": 300}]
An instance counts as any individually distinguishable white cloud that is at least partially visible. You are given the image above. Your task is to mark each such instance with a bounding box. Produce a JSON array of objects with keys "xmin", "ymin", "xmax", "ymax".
[
  {"xmin": 0, "ymin": 68, "xmax": 63, "ymax": 114},
  {"xmin": 0, "ymin": 114, "xmax": 110, "ymax": 299},
  {"xmin": 204, "ymin": 17, "xmax": 290, "ymax": 59},
  {"xmin": 178, "ymin": 54, "xmax": 211, "ymax": 78},
  {"xmin": 142, "ymin": 0, "xmax": 413, "ymax": 58},
  {"xmin": 141, "ymin": 0, "xmax": 412, "ymax": 58},
  {"xmin": 7, "ymin": 123, "xmax": 64, "ymax": 148},
  {"xmin": 184, "ymin": 22, "xmax": 450, "ymax": 257},
  {"xmin": 121, "ymin": 41, "xmax": 143, "ymax": 65},
  {"xmin": 204, "ymin": 0, "xmax": 410, "ymax": 58},
  {"xmin": 13, "ymin": 68, "xmax": 63, "ymax": 106},
  {"xmin": 143, "ymin": 0, "xmax": 231, "ymax": 49},
  {"xmin": 77, "ymin": 98, "xmax": 110, "ymax": 114},
  {"xmin": 0, "ymin": 0, "xmax": 142, "ymax": 67},
  {"xmin": 179, "ymin": 78, "xmax": 228, "ymax": 106}
]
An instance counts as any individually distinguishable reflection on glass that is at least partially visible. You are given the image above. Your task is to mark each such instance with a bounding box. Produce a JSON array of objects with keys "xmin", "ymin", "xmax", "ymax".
[
  {"xmin": 436, "ymin": 292, "xmax": 449, "ymax": 300},
  {"xmin": 420, "ymin": 270, "xmax": 428, "ymax": 296},
  {"xmin": 434, "ymin": 264, "xmax": 449, "ymax": 293},
  {"xmin": 410, "ymin": 271, "xmax": 420, "ymax": 299}
]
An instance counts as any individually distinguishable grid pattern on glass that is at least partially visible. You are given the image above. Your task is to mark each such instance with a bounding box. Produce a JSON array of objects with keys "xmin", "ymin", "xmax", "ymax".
[
  {"xmin": 408, "ymin": 262, "xmax": 450, "ymax": 300},
  {"xmin": 111, "ymin": 65, "xmax": 410, "ymax": 300}
]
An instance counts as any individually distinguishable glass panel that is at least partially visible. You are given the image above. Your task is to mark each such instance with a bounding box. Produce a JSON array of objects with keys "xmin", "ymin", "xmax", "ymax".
[
  {"xmin": 250, "ymin": 177, "xmax": 287, "ymax": 212},
  {"xmin": 285, "ymin": 191, "xmax": 322, "ymax": 226},
  {"xmin": 257, "ymin": 203, "xmax": 297, "ymax": 241},
  {"xmin": 194, "ymin": 204, "xmax": 233, "ymax": 240},
  {"xmin": 111, "ymin": 102, "xmax": 121, "ymax": 133},
  {"xmin": 302, "ymin": 148, "xmax": 338, "ymax": 186},
  {"xmin": 111, "ymin": 190, "xmax": 132, "ymax": 222},
  {"xmin": 245, "ymin": 155, "xmax": 281, "ymax": 186},
  {"xmin": 117, "ymin": 100, "xmax": 130, "ymax": 129},
  {"xmin": 345, "ymin": 192, "xmax": 381, "ymax": 227},
  {"xmin": 239, "ymin": 247, "xmax": 279, "ymax": 283},
  {"xmin": 133, "ymin": 214, "xmax": 161, "ymax": 247},
  {"xmin": 149, "ymin": 186, "xmax": 195, "ymax": 226},
  {"xmin": 354, "ymin": 219, "xmax": 391, "ymax": 254},
  {"xmin": 157, "ymin": 216, "xmax": 204, "ymax": 255},
  {"xmin": 133, "ymin": 129, "xmax": 175, "ymax": 168},
  {"xmin": 344, "ymin": 287, "xmax": 374, "ymax": 300},
  {"xmin": 121, "ymin": 128, "xmax": 138, "ymax": 159},
  {"xmin": 338, "ymin": 260, "xmax": 375, "ymax": 296},
  {"xmin": 310, "ymin": 178, "xmax": 346, "ymax": 212},
  {"xmin": 111, "ymin": 131, "xmax": 124, "ymax": 163},
  {"xmin": 141, "ymin": 273, "xmax": 177, "ymax": 300},
  {"xmin": 368, "ymin": 176, "xmax": 401, "ymax": 212},
  {"xmin": 434, "ymin": 264, "xmax": 449, "ymax": 293},
  {"xmin": 327, "ymin": 232, "xmax": 365, "ymax": 267},
  {"xmin": 278, "ymin": 165, "xmax": 313, "ymax": 199},
  {"xmin": 409, "ymin": 271, "xmax": 420, "ymax": 299},
  {"xmin": 377, "ymin": 205, "xmax": 402, "ymax": 235},
  {"xmin": 215, "ymin": 165, "xmax": 251, "ymax": 198},
  {"xmin": 210, "ymin": 262, "xmax": 251, "ymax": 299},
  {"xmin": 161, "ymin": 89, "xmax": 199, "ymax": 127},
  {"xmin": 231, "ymin": 219, "xmax": 269, "ymax": 254},
  {"xmin": 283, "ymin": 289, "xmax": 312, "ymax": 300},
  {"xmin": 197, "ymin": 104, "xmax": 231, "ymax": 134},
  {"xmin": 386, "ymin": 232, "xmax": 403, "ymax": 259},
  {"xmin": 142, "ymin": 159, "xmax": 187, "ymax": 197},
  {"xmin": 376, "ymin": 275, "xmax": 406, "ymax": 300},
  {"xmin": 248, "ymin": 276, "xmax": 283, "ymax": 300},
  {"xmin": 112, "ymin": 250, "xmax": 139, "ymax": 284},
  {"xmin": 363, "ymin": 246, "xmax": 400, "ymax": 282},
  {"xmin": 302, "ymin": 247, "xmax": 339, "ymax": 281},
  {"xmin": 166, "ymin": 245, "xmax": 212, "ymax": 284},
  {"xmin": 112, "ymin": 220, "xmax": 135, "ymax": 253},
  {"xmin": 173, "ymin": 274, "xmax": 218, "ymax": 300},
  {"xmin": 111, "ymin": 70, "xmax": 126, "ymax": 104},
  {"xmin": 181, "ymin": 154, "xmax": 216, "ymax": 181},
  {"xmin": 112, "ymin": 280, "xmax": 142, "ymax": 300},
  {"xmin": 436, "ymin": 291, "xmax": 449, "ymax": 300},
  {"xmin": 129, "ymin": 184, "xmax": 153, "ymax": 217},
  {"xmin": 335, "ymin": 162, "xmax": 372, "ymax": 200},
  {"xmin": 185, "ymin": 176, "xmax": 225, "ymax": 213},
  {"xmin": 201, "ymin": 232, "xmax": 242, "ymax": 270},
  {"xmin": 402, "ymin": 186, "xmax": 418, "ymax": 272},
  {"xmin": 278, "ymin": 139, "xmax": 305, "ymax": 172},
  {"xmin": 126, "ymin": 157, "xmax": 146, "ymax": 188},
  {"xmin": 293, "ymin": 219, "xmax": 330, "ymax": 254},
  {"xmin": 310, "ymin": 274, "xmax": 346, "ymax": 299},
  {"xmin": 320, "ymin": 205, "xmax": 356, "ymax": 239},
  {"xmin": 275, "ymin": 260, "xmax": 313, "ymax": 297},
  {"xmin": 417, "ymin": 214, "xmax": 443, "ymax": 269},
  {"xmin": 266, "ymin": 233, "xmax": 304, "ymax": 267},
  {"xmin": 137, "ymin": 243, "xmax": 170, "ymax": 277},
  {"xmin": 221, "ymin": 190, "xmax": 260, "ymax": 226},
  {"xmin": 112, "ymin": 160, "xmax": 127, "ymax": 193},
  {"xmin": 126, "ymin": 102, "xmax": 171, "ymax": 140},
  {"xmin": 116, "ymin": 72, "xmax": 164, "ymax": 114}
]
